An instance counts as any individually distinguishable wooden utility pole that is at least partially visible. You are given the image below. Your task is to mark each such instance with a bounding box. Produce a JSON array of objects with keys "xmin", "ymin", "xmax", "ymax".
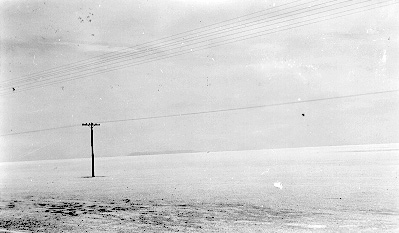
[{"xmin": 82, "ymin": 122, "xmax": 100, "ymax": 177}]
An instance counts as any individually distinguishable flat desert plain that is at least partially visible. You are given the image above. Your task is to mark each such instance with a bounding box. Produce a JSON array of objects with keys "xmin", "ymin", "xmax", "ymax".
[{"xmin": 1, "ymin": 144, "xmax": 398, "ymax": 232}]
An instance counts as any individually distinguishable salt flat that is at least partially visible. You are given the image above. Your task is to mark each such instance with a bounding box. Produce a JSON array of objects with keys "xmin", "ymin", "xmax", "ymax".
[{"xmin": 1, "ymin": 144, "xmax": 398, "ymax": 232}]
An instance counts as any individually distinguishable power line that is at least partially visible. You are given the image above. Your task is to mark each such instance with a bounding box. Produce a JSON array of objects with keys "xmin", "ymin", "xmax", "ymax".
[
  {"xmin": 1, "ymin": 0, "xmax": 394, "ymax": 95},
  {"xmin": 1, "ymin": 2, "xmax": 394, "ymax": 96},
  {"xmin": 97, "ymin": 89, "xmax": 399, "ymax": 124},
  {"xmin": 0, "ymin": 0, "xmax": 390, "ymax": 93},
  {"xmin": 1, "ymin": 89, "xmax": 397, "ymax": 137},
  {"xmin": 0, "ymin": 0, "xmax": 335, "ymax": 90},
  {"xmin": 0, "ymin": 0, "xmax": 325, "ymax": 88},
  {"xmin": 1, "ymin": 0, "xmax": 394, "ymax": 96},
  {"xmin": 0, "ymin": 0, "xmax": 308, "ymax": 86},
  {"xmin": 0, "ymin": 0, "xmax": 369, "ymax": 90},
  {"xmin": 0, "ymin": 124, "xmax": 79, "ymax": 137}
]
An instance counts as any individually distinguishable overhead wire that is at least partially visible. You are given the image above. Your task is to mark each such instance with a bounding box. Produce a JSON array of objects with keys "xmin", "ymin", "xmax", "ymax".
[
  {"xmin": 0, "ymin": 0, "xmax": 329, "ymax": 89},
  {"xmin": 0, "ymin": 0, "xmax": 394, "ymax": 93},
  {"xmin": 0, "ymin": 0, "xmax": 392, "ymax": 93},
  {"xmin": 0, "ymin": 0, "xmax": 306, "ymax": 86},
  {"xmin": 0, "ymin": 0, "xmax": 365, "ymax": 89},
  {"xmin": 1, "ymin": 89, "xmax": 398, "ymax": 137},
  {"xmin": 0, "ymin": 124, "xmax": 79, "ymax": 137},
  {"xmin": 2, "ymin": 4, "xmax": 395, "ymax": 97},
  {"xmin": 2, "ymin": 0, "xmax": 328, "ymax": 87},
  {"xmin": 0, "ymin": 0, "xmax": 307, "ymax": 86},
  {"xmin": 1, "ymin": 3, "xmax": 391, "ymax": 96},
  {"xmin": 1, "ymin": 0, "xmax": 395, "ymax": 96},
  {"xmin": 98, "ymin": 90, "xmax": 399, "ymax": 124}
]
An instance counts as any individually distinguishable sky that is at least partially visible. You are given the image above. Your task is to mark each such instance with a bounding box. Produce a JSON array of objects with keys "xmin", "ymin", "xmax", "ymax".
[{"xmin": 0, "ymin": 0, "xmax": 398, "ymax": 162}]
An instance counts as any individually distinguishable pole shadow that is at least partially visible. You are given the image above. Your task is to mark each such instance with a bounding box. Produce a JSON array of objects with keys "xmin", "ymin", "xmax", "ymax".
[{"xmin": 80, "ymin": 176, "xmax": 107, "ymax": 178}]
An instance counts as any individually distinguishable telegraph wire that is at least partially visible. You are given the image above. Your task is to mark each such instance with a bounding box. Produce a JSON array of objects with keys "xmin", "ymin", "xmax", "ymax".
[
  {"xmin": 0, "ymin": 124, "xmax": 79, "ymax": 137},
  {"xmin": 97, "ymin": 89, "xmax": 399, "ymax": 124},
  {"xmin": 1, "ymin": 0, "xmax": 394, "ymax": 96},
  {"xmin": 1, "ymin": 1, "xmax": 392, "ymax": 95},
  {"xmin": 1, "ymin": 89, "xmax": 398, "ymax": 137},
  {"xmin": 0, "ymin": 0, "xmax": 307, "ymax": 86},
  {"xmin": 3, "ymin": 0, "xmax": 331, "ymax": 86},
  {"xmin": 0, "ymin": 0, "xmax": 389, "ymax": 93},
  {"xmin": 0, "ymin": 0, "xmax": 332, "ymax": 88},
  {"xmin": 1, "ymin": 3, "xmax": 394, "ymax": 96}
]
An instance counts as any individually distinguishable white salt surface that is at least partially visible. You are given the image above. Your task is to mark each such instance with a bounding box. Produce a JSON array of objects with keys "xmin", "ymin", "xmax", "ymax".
[
  {"xmin": 0, "ymin": 144, "xmax": 398, "ymax": 232},
  {"xmin": 273, "ymin": 182, "xmax": 283, "ymax": 190}
]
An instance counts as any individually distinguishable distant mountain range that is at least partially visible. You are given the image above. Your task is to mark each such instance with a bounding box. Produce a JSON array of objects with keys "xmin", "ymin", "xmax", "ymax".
[{"xmin": 126, "ymin": 150, "xmax": 200, "ymax": 157}]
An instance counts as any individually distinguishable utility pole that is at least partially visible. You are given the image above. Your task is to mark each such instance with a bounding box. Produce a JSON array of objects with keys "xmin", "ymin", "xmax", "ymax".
[{"xmin": 82, "ymin": 122, "xmax": 100, "ymax": 177}]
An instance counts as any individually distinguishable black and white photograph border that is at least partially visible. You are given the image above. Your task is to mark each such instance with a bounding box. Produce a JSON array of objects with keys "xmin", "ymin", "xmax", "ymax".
[{"xmin": 1, "ymin": 0, "xmax": 398, "ymax": 232}]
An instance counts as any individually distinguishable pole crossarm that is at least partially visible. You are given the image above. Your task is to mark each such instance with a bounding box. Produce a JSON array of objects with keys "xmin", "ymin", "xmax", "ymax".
[{"xmin": 82, "ymin": 122, "xmax": 100, "ymax": 127}]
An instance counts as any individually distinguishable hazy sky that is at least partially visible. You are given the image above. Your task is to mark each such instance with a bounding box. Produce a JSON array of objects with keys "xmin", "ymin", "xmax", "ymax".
[{"xmin": 1, "ymin": 0, "xmax": 398, "ymax": 162}]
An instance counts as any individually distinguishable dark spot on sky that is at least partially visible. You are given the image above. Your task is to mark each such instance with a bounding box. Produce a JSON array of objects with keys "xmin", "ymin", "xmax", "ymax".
[
  {"xmin": 388, "ymin": 37, "xmax": 390, "ymax": 40},
  {"xmin": 302, "ymin": 113, "xmax": 305, "ymax": 116},
  {"xmin": 91, "ymin": 34, "xmax": 95, "ymax": 36},
  {"xmin": 12, "ymin": 87, "xmax": 16, "ymax": 91}
]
